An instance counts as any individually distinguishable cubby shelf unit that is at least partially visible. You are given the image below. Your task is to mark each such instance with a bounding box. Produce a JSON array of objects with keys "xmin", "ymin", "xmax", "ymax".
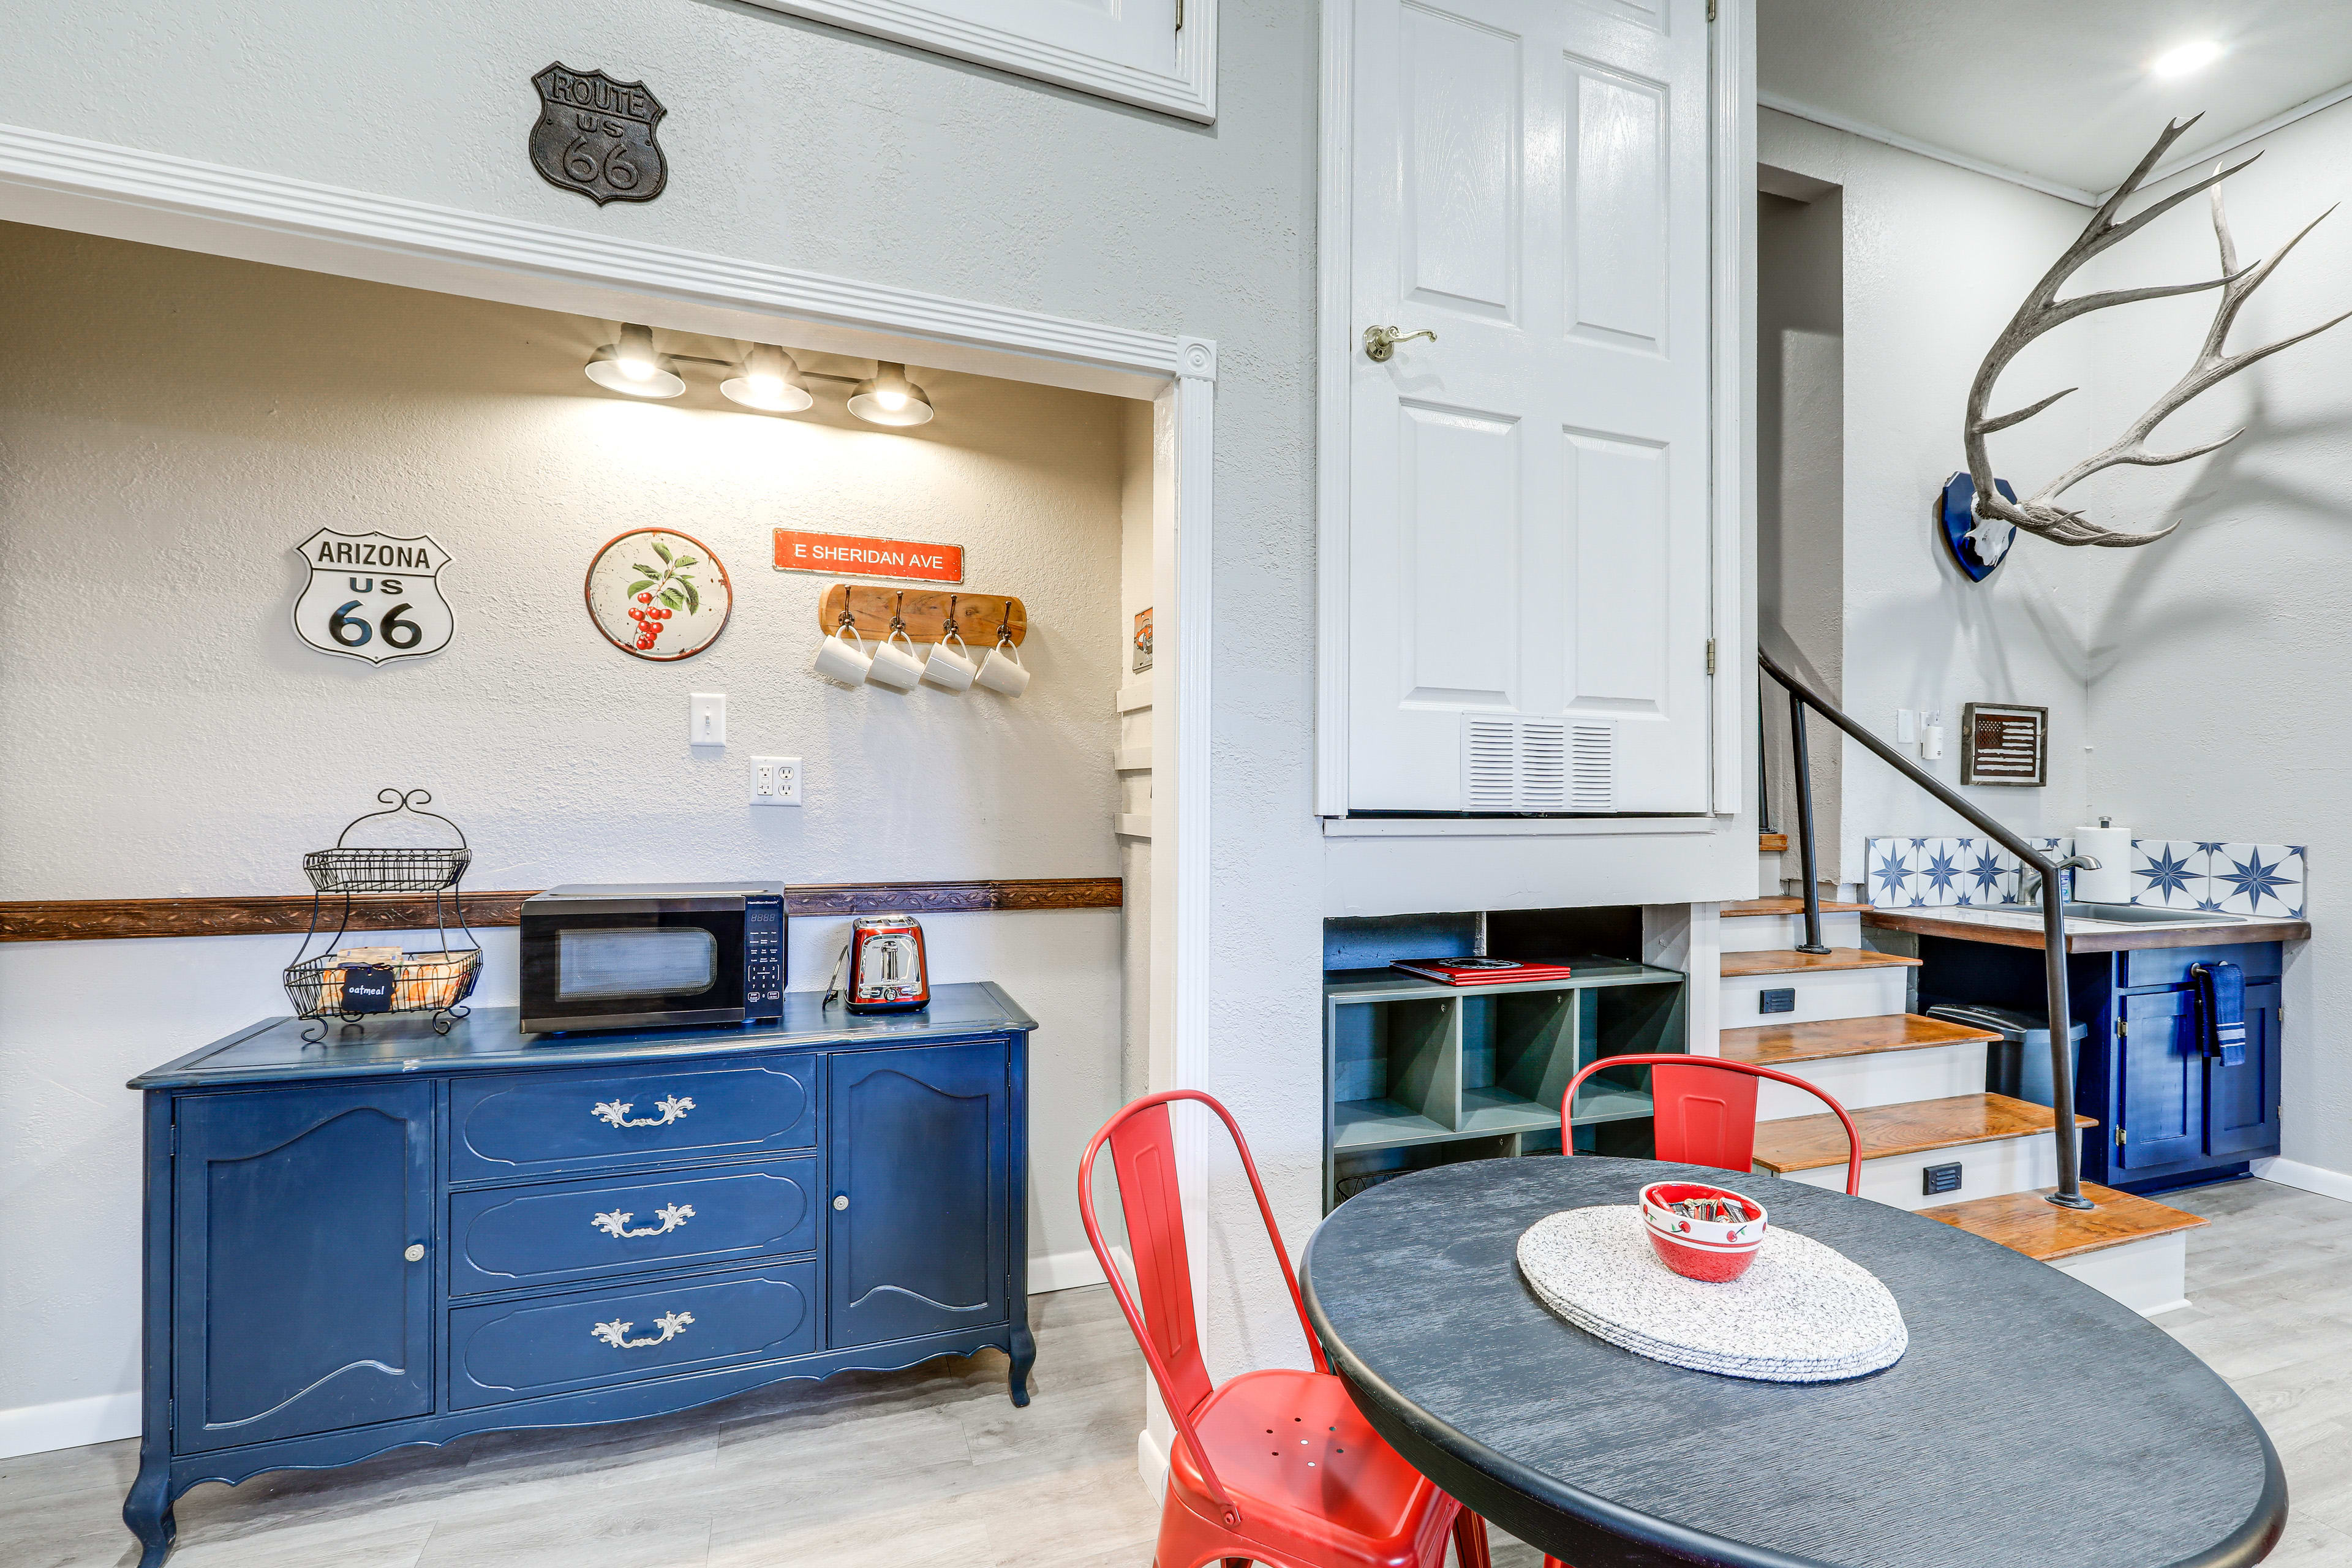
[{"xmin": 1322, "ymin": 958, "xmax": 1687, "ymax": 1210}]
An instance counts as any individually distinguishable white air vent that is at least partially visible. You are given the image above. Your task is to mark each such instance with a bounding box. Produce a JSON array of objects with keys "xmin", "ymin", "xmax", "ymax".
[
  {"xmin": 1569, "ymin": 723, "xmax": 1615, "ymax": 812},
  {"xmin": 1461, "ymin": 717, "xmax": 1614, "ymax": 812},
  {"xmin": 1463, "ymin": 718, "xmax": 1520, "ymax": 811}
]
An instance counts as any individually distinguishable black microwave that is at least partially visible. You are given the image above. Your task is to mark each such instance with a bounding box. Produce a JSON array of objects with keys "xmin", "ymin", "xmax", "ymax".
[{"xmin": 519, "ymin": 883, "xmax": 785, "ymax": 1034}]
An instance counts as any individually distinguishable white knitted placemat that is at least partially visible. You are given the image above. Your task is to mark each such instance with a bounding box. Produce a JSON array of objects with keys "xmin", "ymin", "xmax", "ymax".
[{"xmin": 1517, "ymin": 1205, "xmax": 1907, "ymax": 1383}]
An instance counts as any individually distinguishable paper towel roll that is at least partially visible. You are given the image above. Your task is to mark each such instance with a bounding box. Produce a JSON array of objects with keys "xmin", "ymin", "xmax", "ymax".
[{"xmin": 2073, "ymin": 824, "xmax": 2132, "ymax": 903}]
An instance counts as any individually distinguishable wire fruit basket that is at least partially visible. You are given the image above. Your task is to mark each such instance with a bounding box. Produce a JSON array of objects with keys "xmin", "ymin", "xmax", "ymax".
[{"xmin": 285, "ymin": 789, "xmax": 482, "ymax": 1042}]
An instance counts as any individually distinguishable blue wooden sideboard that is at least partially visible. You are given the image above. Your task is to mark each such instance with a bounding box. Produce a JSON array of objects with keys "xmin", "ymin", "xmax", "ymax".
[{"xmin": 121, "ymin": 984, "xmax": 1036, "ymax": 1566}]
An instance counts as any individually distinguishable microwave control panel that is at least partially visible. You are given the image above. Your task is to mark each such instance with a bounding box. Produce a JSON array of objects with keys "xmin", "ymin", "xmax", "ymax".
[{"xmin": 747, "ymin": 892, "xmax": 786, "ymax": 1019}]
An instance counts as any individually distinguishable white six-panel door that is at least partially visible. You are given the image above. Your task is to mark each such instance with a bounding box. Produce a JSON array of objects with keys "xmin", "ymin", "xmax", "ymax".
[{"xmin": 1346, "ymin": 0, "xmax": 1713, "ymax": 813}]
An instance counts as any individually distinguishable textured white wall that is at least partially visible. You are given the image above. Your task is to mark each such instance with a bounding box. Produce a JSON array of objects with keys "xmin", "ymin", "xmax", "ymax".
[
  {"xmin": 2073, "ymin": 100, "xmax": 2352, "ymax": 1180},
  {"xmin": 0, "ymin": 0, "xmax": 1326, "ymax": 1419},
  {"xmin": 0, "ymin": 222, "xmax": 1128, "ymax": 1429},
  {"xmin": 1758, "ymin": 110, "xmax": 2101, "ymax": 876}
]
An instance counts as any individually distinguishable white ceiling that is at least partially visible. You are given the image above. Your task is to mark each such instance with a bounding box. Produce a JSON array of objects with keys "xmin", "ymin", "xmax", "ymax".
[{"xmin": 1758, "ymin": 1, "xmax": 2352, "ymax": 196}]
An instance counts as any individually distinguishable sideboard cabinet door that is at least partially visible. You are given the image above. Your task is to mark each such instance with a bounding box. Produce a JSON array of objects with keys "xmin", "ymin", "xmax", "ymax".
[
  {"xmin": 829, "ymin": 1039, "xmax": 1009, "ymax": 1348},
  {"xmin": 172, "ymin": 1083, "xmax": 434, "ymax": 1451},
  {"xmin": 2205, "ymin": 978, "xmax": 2282, "ymax": 1158}
]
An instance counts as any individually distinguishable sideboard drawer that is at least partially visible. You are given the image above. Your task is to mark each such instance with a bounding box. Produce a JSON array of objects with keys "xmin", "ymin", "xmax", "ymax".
[
  {"xmin": 448, "ymin": 1156, "xmax": 816, "ymax": 1297},
  {"xmin": 449, "ymin": 1056, "xmax": 815, "ymax": 1181},
  {"xmin": 448, "ymin": 1261, "xmax": 817, "ymax": 1410}
]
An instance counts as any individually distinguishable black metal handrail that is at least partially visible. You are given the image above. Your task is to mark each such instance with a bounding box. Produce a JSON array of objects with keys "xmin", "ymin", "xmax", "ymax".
[{"xmin": 1759, "ymin": 649, "xmax": 2094, "ymax": 1210}]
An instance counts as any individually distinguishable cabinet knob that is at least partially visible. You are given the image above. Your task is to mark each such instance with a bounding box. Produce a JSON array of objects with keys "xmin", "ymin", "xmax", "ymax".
[
  {"xmin": 833, "ymin": 1194, "xmax": 850, "ymax": 1211},
  {"xmin": 404, "ymin": 1243, "xmax": 426, "ymax": 1263}
]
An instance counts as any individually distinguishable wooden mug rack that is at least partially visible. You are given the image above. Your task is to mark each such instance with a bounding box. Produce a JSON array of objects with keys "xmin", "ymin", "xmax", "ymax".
[{"xmin": 820, "ymin": 584, "xmax": 1027, "ymax": 646}]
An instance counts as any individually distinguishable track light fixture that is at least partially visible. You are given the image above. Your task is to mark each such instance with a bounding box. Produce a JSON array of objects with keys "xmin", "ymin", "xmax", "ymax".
[
  {"xmin": 584, "ymin": 322, "xmax": 687, "ymax": 398},
  {"xmin": 581, "ymin": 330, "xmax": 936, "ymax": 428},
  {"xmin": 846, "ymin": 362, "xmax": 935, "ymax": 427},
  {"xmin": 720, "ymin": 344, "xmax": 815, "ymax": 413}
]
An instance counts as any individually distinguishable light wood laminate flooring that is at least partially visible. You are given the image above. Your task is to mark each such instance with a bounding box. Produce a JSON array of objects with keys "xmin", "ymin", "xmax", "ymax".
[{"xmin": 4, "ymin": 1178, "xmax": 2348, "ymax": 1567}]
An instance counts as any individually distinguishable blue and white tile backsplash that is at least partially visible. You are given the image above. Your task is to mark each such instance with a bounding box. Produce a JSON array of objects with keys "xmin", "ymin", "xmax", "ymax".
[{"xmin": 1863, "ymin": 836, "xmax": 2307, "ymax": 919}]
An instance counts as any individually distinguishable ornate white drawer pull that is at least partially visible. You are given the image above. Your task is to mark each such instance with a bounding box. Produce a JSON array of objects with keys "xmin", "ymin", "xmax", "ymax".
[
  {"xmin": 590, "ymin": 1095, "xmax": 695, "ymax": 1129},
  {"xmin": 590, "ymin": 1310, "xmax": 694, "ymax": 1349},
  {"xmin": 591, "ymin": 1202, "xmax": 695, "ymax": 1239}
]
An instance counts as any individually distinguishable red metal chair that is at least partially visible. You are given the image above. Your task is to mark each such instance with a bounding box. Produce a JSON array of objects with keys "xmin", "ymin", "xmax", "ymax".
[
  {"xmin": 1080, "ymin": 1090, "xmax": 1492, "ymax": 1568},
  {"xmin": 1558, "ymin": 1052, "xmax": 1864, "ymax": 1196}
]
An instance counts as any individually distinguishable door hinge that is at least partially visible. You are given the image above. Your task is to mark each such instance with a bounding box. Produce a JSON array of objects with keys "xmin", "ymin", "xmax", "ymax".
[
  {"xmin": 1708, "ymin": 0, "xmax": 1718, "ymax": 19},
  {"xmin": 1175, "ymin": 0, "xmax": 1183, "ymax": 30},
  {"xmin": 1705, "ymin": 639, "xmax": 1716, "ymax": 675},
  {"xmin": 170, "ymin": 1121, "xmax": 179, "ymax": 1155},
  {"xmin": 2117, "ymin": 1020, "xmax": 2127, "ymax": 1038},
  {"xmin": 2116, "ymin": 1126, "xmax": 2127, "ymax": 1145}
]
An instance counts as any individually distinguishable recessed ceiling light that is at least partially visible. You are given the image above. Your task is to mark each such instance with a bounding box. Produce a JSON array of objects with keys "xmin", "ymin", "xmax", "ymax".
[{"xmin": 2151, "ymin": 40, "xmax": 2224, "ymax": 78}]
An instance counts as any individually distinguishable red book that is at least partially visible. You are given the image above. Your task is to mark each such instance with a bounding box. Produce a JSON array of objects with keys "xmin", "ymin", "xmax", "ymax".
[{"xmin": 1389, "ymin": 957, "xmax": 1574, "ymax": 986}]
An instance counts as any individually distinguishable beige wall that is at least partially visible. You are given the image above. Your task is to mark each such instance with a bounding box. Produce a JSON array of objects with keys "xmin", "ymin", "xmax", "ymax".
[{"xmin": 0, "ymin": 221, "xmax": 1133, "ymax": 1428}]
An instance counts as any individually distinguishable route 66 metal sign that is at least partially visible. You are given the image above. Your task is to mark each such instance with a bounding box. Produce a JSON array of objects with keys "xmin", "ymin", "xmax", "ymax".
[
  {"xmin": 530, "ymin": 63, "xmax": 667, "ymax": 205},
  {"xmin": 293, "ymin": 530, "xmax": 454, "ymax": 665}
]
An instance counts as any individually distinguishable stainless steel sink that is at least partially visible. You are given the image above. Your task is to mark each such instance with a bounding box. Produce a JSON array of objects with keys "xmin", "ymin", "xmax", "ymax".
[{"xmin": 2052, "ymin": 902, "xmax": 2238, "ymax": 925}]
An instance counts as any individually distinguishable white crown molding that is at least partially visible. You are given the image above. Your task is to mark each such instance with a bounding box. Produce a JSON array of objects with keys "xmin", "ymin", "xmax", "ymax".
[
  {"xmin": 741, "ymin": 0, "xmax": 1215, "ymax": 123},
  {"xmin": 0, "ymin": 121, "xmax": 1200, "ymax": 396},
  {"xmin": 2115, "ymin": 80, "xmax": 2352, "ymax": 198},
  {"xmin": 1758, "ymin": 91, "xmax": 2100, "ymax": 207}
]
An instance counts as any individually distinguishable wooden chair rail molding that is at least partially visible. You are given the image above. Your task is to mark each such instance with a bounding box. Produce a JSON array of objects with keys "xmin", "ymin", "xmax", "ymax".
[{"xmin": 0, "ymin": 878, "xmax": 1124, "ymax": 942}]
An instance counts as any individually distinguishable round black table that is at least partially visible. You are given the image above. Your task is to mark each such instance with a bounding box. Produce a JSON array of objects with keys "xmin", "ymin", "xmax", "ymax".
[{"xmin": 1300, "ymin": 1157, "xmax": 2284, "ymax": 1568}]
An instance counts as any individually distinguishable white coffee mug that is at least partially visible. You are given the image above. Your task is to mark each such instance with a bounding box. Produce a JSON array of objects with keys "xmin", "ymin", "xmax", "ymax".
[
  {"xmin": 976, "ymin": 637, "xmax": 1030, "ymax": 696},
  {"xmin": 866, "ymin": 628, "xmax": 925, "ymax": 692},
  {"xmin": 923, "ymin": 631, "xmax": 978, "ymax": 692},
  {"xmin": 813, "ymin": 624, "xmax": 872, "ymax": 685}
]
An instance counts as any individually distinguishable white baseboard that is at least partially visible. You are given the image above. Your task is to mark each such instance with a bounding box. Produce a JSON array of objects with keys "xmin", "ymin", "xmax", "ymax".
[
  {"xmin": 1136, "ymin": 1424, "xmax": 1170, "ymax": 1500},
  {"xmin": 1031, "ymin": 1248, "xmax": 1109, "ymax": 1293},
  {"xmin": 2252, "ymin": 1157, "xmax": 2352, "ymax": 1205},
  {"xmin": 0, "ymin": 1390, "xmax": 140, "ymax": 1459}
]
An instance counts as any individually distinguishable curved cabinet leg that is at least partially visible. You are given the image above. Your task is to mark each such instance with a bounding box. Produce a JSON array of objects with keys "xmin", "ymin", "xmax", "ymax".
[
  {"xmin": 123, "ymin": 1451, "xmax": 177, "ymax": 1568},
  {"xmin": 1008, "ymin": 1319, "xmax": 1036, "ymax": 1407}
]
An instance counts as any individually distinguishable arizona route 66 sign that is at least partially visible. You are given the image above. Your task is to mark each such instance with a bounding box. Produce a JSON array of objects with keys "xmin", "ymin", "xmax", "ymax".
[
  {"xmin": 530, "ymin": 62, "xmax": 667, "ymax": 205},
  {"xmin": 293, "ymin": 530, "xmax": 454, "ymax": 665}
]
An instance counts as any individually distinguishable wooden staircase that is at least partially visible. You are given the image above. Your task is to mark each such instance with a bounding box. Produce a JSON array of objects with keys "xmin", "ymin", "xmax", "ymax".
[{"xmin": 1716, "ymin": 898, "xmax": 2202, "ymax": 1313}]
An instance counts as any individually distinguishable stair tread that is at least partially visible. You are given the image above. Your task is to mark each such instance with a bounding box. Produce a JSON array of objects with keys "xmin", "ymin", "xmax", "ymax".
[
  {"xmin": 1720, "ymin": 1013, "xmax": 2002, "ymax": 1066},
  {"xmin": 1721, "ymin": 947, "xmax": 1921, "ymax": 978},
  {"xmin": 1722, "ymin": 897, "xmax": 1875, "ymax": 918},
  {"xmin": 1751, "ymin": 1093, "xmax": 2096, "ymax": 1174},
  {"xmin": 1920, "ymin": 1183, "xmax": 2207, "ymax": 1261}
]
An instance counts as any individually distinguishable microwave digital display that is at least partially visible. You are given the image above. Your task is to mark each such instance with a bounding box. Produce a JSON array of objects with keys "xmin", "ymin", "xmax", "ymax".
[{"xmin": 556, "ymin": 927, "xmax": 718, "ymax": 1000}]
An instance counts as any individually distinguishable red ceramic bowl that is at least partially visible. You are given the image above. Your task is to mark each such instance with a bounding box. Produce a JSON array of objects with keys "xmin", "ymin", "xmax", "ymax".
[{"xmin": 1640, "ymin": 1181, "xmax": 1766, "ymax": 1282}]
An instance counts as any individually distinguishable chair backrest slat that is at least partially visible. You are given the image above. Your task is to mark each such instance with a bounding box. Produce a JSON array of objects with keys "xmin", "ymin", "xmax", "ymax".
[
  {"xmin": 1651, "ymin": 1061, "xmax": 1760, "ymax": 1172},
  {"xmin": 1105, "ymin": 1101, "xmax": 1214, "ymax": 1419}
]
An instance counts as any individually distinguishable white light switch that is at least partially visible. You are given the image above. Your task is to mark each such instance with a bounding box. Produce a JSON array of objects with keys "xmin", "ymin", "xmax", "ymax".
[
  {"xmin": 690, "ymin": 693, "xmax": 726, "ymax": 747},
  {"xmin": 753, "ymin": 756, "xmax": 802, "ymax": 807}
]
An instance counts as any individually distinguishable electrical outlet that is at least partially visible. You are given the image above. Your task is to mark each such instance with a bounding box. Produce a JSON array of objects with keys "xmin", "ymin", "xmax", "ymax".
[{"xmin": 752, "ymin": 756, "xmax": 802, "ymax": 807}]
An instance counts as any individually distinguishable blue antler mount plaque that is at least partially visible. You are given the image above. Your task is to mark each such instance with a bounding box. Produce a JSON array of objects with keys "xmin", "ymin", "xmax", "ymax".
[{"xmin": 1937, "ymin": 471, "xmax": 2019, "ymax": 582}]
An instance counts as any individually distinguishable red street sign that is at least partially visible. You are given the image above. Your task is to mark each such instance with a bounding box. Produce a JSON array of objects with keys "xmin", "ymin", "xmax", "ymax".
[{"xmin": 774, "ymin": 529, "xmax": 962, "ymax": 584}]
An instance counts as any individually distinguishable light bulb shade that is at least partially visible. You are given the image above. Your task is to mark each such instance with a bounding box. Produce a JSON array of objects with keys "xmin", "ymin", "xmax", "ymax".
[
  {"xmin": 586, "ymin": 325, "xmax": 686, "ymax": 398},
  {"xmin": 720, "ymin": 344, "xmax": 813, "ymax": 412},
  {"xmin": 848, "ymin": 361, "xmax": 935, "ymax": 427}
]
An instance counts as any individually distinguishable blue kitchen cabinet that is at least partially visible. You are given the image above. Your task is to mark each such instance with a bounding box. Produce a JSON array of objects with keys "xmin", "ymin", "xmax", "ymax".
[
  {"xmin": 829, "ymin": 1041, "xmax": 1011, "ymax": 1347},
  {"xmin": 171, "ymin": 1083, "xmax": 435, "ymax": 1452},
  {"xmin": 1912, "ymin": 934, "xmax": 2285, "ymax": 1194},
  {"xmin": 121, "ymin": 985, "xmax": 1035, "ymax": 1568}
]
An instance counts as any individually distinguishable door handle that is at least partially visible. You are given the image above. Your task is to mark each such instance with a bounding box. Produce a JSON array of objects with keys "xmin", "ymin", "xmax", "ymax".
[
  {"xmin": 404, "ymin": 1243, "xmax": 426, "ymax": 1263},
  {"xmin": 1363, "ymin": 325, "xmax": 1436, "ymax": 363},
  {"xmin": 833, "ymin": 1194, "xmax": 850, "ymax": 1211}
]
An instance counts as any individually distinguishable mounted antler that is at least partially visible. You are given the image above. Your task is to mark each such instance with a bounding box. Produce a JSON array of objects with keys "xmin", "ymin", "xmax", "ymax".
[{"xmin": 1964, "ymin": 115, "xmax": 2351, "ymax": 550}]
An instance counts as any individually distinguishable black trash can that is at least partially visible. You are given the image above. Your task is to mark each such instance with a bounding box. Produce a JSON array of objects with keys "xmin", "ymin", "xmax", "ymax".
[{"xmin": 1926, "ymin": 1003, "xmax": 2089, "ymax": 1107}]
